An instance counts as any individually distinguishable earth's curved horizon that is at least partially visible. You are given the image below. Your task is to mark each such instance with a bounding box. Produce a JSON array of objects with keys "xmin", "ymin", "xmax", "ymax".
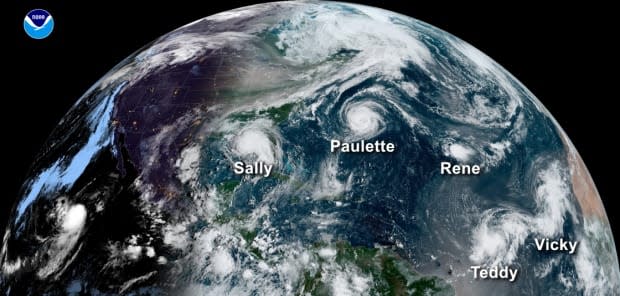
[{"xmin": 2, "ymin": 2, "xmax": 618, "ymax": 295}]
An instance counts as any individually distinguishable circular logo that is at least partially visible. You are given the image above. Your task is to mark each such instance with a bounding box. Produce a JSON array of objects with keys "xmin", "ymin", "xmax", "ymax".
[{"xmin": 24, "ymin": 9, "xmax": 54, "ymax": 39}]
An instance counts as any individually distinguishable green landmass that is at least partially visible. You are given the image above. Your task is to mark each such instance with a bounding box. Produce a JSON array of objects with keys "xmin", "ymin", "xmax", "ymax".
[
  {"xmin": 228, "ymin": 102, "xmax": 297, "ymax": 124},
  {"xmin": 297, "ymin": 241, "xmax": 453, "ymax": 296}
]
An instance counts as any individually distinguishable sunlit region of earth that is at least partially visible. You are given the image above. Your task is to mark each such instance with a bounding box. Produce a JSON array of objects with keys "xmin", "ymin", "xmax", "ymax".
[{"xmin": 2, "ymin": 2, "xmax": 619, "ymax": 295}]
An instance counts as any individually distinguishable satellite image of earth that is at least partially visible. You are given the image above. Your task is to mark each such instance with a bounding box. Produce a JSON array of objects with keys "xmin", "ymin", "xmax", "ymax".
[{"xmin": 2, "ymin": 1, "xmax": 619, "ymax": 295}]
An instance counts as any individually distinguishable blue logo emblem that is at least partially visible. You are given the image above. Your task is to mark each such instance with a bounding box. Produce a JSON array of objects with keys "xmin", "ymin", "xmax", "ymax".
[{"xmin": 24, "ymin": 9, "xmax": 54, "ymax": 39}]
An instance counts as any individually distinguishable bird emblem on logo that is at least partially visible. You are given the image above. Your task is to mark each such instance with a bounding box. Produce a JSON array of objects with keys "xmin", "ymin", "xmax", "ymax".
[{"xmin": 23, "ymin": 9, "xmax": 54, "ymax": 39}]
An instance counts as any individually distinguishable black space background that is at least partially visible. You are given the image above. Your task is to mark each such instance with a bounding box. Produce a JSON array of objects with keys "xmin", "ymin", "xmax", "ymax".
[{"xmin": 6, "ymin": 1, "xmax": 619, "ymax": 258}]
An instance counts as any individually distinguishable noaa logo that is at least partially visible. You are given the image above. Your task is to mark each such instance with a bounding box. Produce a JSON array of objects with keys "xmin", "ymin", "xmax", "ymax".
[{"xmin": 24, "ymin": 9, "xmax": 54, "ymax": 39}]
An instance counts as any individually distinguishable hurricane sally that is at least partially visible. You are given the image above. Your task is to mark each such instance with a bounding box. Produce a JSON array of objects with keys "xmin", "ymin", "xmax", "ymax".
[{"xmin": 2, "ymin": 2, "xmax": 619, "ymax": 295}]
